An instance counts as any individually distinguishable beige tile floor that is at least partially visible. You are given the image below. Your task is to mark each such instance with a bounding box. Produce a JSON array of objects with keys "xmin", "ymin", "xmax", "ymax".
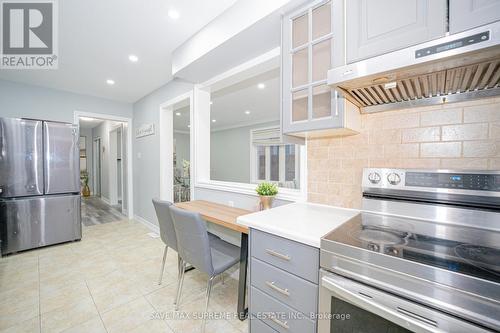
[{"xmin": 0, "ymin": 219, "xmax": 248, "ymax": 333}]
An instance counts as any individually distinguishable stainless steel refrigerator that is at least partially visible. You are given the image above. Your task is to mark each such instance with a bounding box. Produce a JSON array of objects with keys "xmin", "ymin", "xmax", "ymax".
[{"xmin": 0, "ymin": 118, "xmax": 81, "ymax": 255}]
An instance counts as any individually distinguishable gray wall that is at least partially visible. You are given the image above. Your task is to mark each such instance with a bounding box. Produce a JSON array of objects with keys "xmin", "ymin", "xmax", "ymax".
[
  {"xmin": 0, "ymin": 79, "xmax": 132, "ymax": 122},
  {"xmin": 0, "ymin": 78, "xmax": 132, "ymax": 210},
  {"xmin": 132, "ymin": 79, "xmax": 194, "ymax": 224},
  {"xmin": 210, "ymin": 121, "xmax": 279, "ymax": 184},
  {"xmin": 132, "ymin": 79, "xmax": 293, "ymax": 231}
]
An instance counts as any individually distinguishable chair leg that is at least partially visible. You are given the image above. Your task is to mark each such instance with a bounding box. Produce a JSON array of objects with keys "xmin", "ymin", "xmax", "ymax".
[
  {"xmin": 202, "ymin": 275, "xmax": 216, "ymax": 333},
  {"xmin": 221, "ymin": 273, "xmax": 225, "ymax": 285},
  {"xmin": 173, "ymin": 254, "xmax": 182, "ymax": 305},
  {"xmin": 158, "ymin": 245, "xmax": 168, "ymax": 285},
  {"xmin": 175, "ymin": 259, "xmax": 186, "ymax": 311}
]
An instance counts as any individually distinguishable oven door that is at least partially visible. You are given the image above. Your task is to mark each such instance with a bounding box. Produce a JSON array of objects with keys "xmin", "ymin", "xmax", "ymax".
[{"xmin": 318, "ymin": 269, "xmax": 492, "ymax": 333}]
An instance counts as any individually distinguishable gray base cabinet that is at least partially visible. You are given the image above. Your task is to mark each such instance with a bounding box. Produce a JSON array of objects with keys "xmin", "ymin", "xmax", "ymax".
[
  {"xmin": 249, "ymin": 229, "xmax": 319, "ymax": 333},
  {"xmin": 449, "ymin": 0, "xmax": 500, "ymax": 34},
  {"xmin": 338, "ymin": 0, "xmax": 447, "ymax": 64}
]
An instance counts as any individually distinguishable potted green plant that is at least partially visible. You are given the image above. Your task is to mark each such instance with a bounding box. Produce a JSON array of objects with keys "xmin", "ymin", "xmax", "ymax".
[
  {"xmin": 256, "ymin": 182, "xmax": 278, "ymax": 210},
  {"xmin": 80, "ymin": 171, "xmax": 90, "ymax": 197}
]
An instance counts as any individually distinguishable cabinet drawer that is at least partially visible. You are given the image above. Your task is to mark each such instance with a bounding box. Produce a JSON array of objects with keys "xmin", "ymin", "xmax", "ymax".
[
  {"xmin": 251, "ymin": 257, "xmax": 317, "ymax": 314},
  {"xmin": 250, "ymin": 317, "xmax": 278, "ymax": 333},
  {"xmin": 251, "ymin": 229, "xmax": 319, "ymax": 283},
  {"xmin": 251, "ymin": 287, "xmax": 316, "ymax": 333}
]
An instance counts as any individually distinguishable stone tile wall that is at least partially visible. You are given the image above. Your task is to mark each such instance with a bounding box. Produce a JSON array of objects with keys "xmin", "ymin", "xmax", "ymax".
[{"xmin": 307, "ymin": 98, "xmax": 500, "ymax": 208}]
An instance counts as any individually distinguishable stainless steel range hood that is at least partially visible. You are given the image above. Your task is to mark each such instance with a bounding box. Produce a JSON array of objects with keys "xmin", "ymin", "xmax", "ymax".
[{"xmin": 328, "ymin": 22, "xmax": 500, "ymax": 113}]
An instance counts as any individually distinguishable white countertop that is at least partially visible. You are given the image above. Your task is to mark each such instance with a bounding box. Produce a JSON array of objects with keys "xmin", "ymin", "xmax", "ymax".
[{"xmin": 237, "ymin": 202, "xmax": 360, "ymax": 248}]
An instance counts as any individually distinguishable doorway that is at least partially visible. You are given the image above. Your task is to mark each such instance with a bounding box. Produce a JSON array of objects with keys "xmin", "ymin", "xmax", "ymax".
[{"xmin": 75, "ymin": 111, "xmax": 133, "ymax": 222}]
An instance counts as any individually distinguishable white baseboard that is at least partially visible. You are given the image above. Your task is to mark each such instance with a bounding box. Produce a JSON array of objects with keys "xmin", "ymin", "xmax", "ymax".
[{"xmin": 134, "ymin": 215, "xmax": 159, "ymax": 234}]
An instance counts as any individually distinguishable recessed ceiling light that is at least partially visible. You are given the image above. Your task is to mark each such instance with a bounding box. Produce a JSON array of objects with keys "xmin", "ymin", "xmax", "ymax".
[
  {"xmin": 210, "ymin": 101, "xmax": 213, "ymax": 105},
  {"xmin": 128, "ymin": 55, "xmax": 138, "ymax": 63},
  {"xmin": 257, "ymin": 83, "xmax": 266, "ymax": 89},
  {"xmin": 212, "ymin": 119, "xmax": 216, "ymax": 123},
  {"xmin": 175, "ymin": 112, "xmax": 181, "ymax": 116},
  {"xmin": 245, "ymin": 110, "xmax": 251, "ymax": 115},
  {"xmin": 106, "ymin": 79, "xmax": 115, "ymax": 85},
  {"xmin": 168, "ymin": 9, "xmax": 180, "ymax": 19},
  {"xmin": 80, "ymin": 117, "xmax": 96, "ymax": 121}
]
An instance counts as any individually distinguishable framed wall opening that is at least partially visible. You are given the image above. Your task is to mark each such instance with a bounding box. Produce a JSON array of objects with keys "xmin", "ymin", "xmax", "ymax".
[
  {"xmin": 159, "ymin": 91, "xmax": 194, "ymax": 203},
  {"xmin": 193, "ymin": 48, "xmax": 308, "ymax": 202},
  {"xmin": 74, "ymin": 111, "xmax": 134, "ymax": 219}
]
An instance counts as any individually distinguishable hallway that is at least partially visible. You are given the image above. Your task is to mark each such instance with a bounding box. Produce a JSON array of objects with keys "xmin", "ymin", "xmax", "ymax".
[{"xmin": 82, "ymin": 197, "xmax": 127, "ymax": 226}]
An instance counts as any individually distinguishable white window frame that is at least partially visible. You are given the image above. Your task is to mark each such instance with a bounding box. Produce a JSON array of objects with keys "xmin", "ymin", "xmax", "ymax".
[
  {"xmin": 250, "ymin": 126, "xmax": 301, "ymax": 187},
  {"xmin": 193, "ymin": 48, "xmax": 307, "ymax": 202}
]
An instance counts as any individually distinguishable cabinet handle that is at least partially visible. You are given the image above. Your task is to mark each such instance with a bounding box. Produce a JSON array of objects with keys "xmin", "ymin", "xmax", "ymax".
[
  {"xmin": 270, "ymin": 317, "xmax": 290, "ymax": 330},
  {"xmin": 265, "ymin": 281, "xmax": 290, "ymax": 296},
  {"xmin": 265, "ymin": 249, "xmax": 291, "ymax": 261}
]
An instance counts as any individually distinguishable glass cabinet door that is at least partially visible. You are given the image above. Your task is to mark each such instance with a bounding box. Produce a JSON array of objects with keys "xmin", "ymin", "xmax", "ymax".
[
  {"xmin": 292, "ymin": 89, "xmax": 308, "ymax": 121},
  {"xmin": 283, "ymin": 0, "xmax": 338, "ymax": 134}
]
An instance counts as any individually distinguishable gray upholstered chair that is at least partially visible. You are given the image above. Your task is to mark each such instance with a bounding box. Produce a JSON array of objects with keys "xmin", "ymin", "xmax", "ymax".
[
  {"xmin": 169, "ymin": 206, "xmax": 240, "ymax": 333},
  {"xmin": 152, "ymin": 199, "xmax": 221, "ymax": 288},
  {"xmin": 152, "ymin": 198, "xmax": 179, "ymax": 286}
]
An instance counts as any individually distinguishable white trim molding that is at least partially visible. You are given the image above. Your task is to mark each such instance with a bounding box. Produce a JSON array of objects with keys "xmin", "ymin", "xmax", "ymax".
[
  {"xmin": 133, "ymin": 215, "xmax": 159, "ymax": 234},
  {"xmin": 100, "ymin": 196, "xmax": 111, "ymax": 205},
  {"xmin": 196, "ymin": 180, "xmax": 306, "ymax": 202},
  {"xmin": 159, "ymin": 91, "xmax": 194, "ymax": 202}
]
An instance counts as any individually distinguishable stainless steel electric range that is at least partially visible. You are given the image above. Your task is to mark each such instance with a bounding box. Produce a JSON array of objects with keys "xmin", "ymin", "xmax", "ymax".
[{"xmin": 319, "ymin": 168, "xmax": 500, "ymax": 333}]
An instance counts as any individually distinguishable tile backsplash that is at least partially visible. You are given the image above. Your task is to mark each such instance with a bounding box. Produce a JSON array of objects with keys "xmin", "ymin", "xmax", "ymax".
[{"xmin": 307, "ymin": 98, "xmax": 500, "ymax": 208}]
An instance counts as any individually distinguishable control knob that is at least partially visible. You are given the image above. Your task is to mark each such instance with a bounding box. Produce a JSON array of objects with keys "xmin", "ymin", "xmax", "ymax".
[
  {"xmin": 387, "ymin": 173, "xmax": 401, "ymax": 185},
  {"xmin": 368, "ymin": 172, "xmax": 381, "ymax": 184}
]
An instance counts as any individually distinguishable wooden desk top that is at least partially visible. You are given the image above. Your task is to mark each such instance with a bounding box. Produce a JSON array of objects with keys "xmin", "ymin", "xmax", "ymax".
[{"xmin": 174, "ymin": 200, "xmax": 251, "ymax": 234}]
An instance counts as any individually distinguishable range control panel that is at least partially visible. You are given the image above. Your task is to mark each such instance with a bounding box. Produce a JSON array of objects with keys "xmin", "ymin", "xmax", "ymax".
[
  {"xmin": 362, "ymin": 168, "xmax": 500, "ymax": 192},
  {"xmin": 406, "ymin": 172, "xmax": 500, "ymax": 191}
]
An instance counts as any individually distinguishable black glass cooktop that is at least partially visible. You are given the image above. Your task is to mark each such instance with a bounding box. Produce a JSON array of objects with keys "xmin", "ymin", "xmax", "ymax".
[{"xmin": 324, "ymin": 212, "xmax": 500, "ymax": 284}]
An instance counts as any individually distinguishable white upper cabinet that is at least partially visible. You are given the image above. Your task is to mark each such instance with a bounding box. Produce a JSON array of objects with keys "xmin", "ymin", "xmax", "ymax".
[
  {"xmin": 282, "ymin": 0, "xmax": 360, "ymax": 137},
  {"xmin": 341, "ymin": 0, "xmax": 448, "ymax": 64},
  {"xmin": 449, "ymin": 0, "xmax": 500, "ymax": 34}
]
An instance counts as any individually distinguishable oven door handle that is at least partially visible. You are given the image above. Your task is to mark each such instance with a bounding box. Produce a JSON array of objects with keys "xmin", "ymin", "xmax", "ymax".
[{"xmin": 321, "ymin": 275, "xmax": 441, "ymax": 333}]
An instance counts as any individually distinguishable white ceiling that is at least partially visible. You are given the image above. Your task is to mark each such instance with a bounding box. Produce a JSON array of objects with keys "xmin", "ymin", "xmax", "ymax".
[
  {"xmin": 0, "ymin": 0, "xmax": 237, "ymax": 103},
  {"xmin": 79, "ymin": 117, "xmax": 125, "ymax": 129},
  {"xmin": 79, "ymin": 118, "xmax": 104, "ymax": 129},
  {"xmin": 173, "ymin": 67, "xmax": 280, "ymax": 132},
  {"xmin": 173, "ymin": 11, "xmax": 281, "ymax": 83}
]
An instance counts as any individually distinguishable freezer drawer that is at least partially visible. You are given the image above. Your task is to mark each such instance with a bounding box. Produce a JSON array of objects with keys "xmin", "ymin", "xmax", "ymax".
[
  {"xmin": 44, "ymin": 121, "xmax": 80, "ymax": 194},
  {"xmin": 0, "ymin": 195, "xmax": 81, "ymax": 254},
  {"xmin": 0, "ymin": 118, "xmax": 44, "ymax": 198}
]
